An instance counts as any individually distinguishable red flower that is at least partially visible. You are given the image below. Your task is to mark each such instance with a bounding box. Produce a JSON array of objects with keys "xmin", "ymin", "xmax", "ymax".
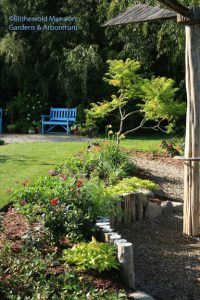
[
  {"xmin": 77, "ymin": 179, "xmax": 84, "ymax": 189},
  {"xmin": 50, "ymin": 198, "xmax": 58, "ymax": 206}
]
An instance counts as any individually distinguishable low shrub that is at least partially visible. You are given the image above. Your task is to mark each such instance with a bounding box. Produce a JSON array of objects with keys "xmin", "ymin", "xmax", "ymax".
[
  {"xmin": 60, "ymin": 141, "xmax": 135, "ymax": 184},
  {"xmin": 107, "ymin": 177, "xmax": 159, "ymax": 195},
  {"xmin": 160, "ymin": 138, "xmax": 184, "ymax": 157},
  {"xmin": 63, "ymin": 237, "xmax": 119, "ymax": 273},
  {"xmin": 0, "ymin": 245, "xmax": 126, "ymax": 300},
  {"xmin": 12, "ymin": 176, "xmax": 115, "ymax": 243}
]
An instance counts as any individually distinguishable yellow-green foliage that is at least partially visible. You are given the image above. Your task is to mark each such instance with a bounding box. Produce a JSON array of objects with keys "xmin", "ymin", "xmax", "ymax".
[
  {"xmin": 63, "ymin": 237, "xmax": 119, "ymax": 273},
  {"xmin": 107, "ymin": 177, "xmax": 159, "ymax": 195},
  {"xmin": 140, "ymin": 77, "xmax": 186, "ymax": 124}
]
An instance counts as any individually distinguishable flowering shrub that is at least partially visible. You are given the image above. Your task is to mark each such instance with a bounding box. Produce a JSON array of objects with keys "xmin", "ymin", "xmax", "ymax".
[
  {"xmin": 50, "ymin": 198, "xmax": 58, "ymax": 206},
  {"xmin": 12, "ymin": 176, "xmax": 115, "ymax": 243}
]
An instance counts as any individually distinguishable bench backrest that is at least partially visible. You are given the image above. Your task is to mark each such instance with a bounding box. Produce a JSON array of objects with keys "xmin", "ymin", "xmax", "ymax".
[{"xmin": 50, "ymin": 108, "xmax": 77, "ymax": 121}]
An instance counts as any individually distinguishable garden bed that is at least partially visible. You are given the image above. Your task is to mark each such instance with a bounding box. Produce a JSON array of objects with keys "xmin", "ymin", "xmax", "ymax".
[
  {"xmin": 0, "ymin": 140, "xmax": 190, "ymax": 299},
  {"xmin": 0, "ymin": 208, "xmax": 130, "ymax": 299}
]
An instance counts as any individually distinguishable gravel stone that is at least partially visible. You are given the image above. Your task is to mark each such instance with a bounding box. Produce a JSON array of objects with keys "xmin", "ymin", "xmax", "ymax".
[
  {"xmin": 171, "ymin": 201, "xmax": 183, "ymax": 213},
  {"xmin": 161, "ymin": 201, "xmax": 174, "ymax": 215},
  {"xmin": 144, "ymin": 203, "xmax": 162, "ymax": 220},
  {"xmin": 128, "ymin": 290, "xmax": 155, "ymax": 299},
  {"xmin": 137, "ymin": 188, "xmax": 155, "ymax": 198}
]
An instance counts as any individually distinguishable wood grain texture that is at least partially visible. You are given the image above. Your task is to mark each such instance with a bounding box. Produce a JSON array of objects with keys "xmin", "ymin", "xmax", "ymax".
[
  {"xmin": 103, "ymin": 4, "xmax": 176, "ymax": 26},
  {"xmin": 183, "ymin": 23, "xmax": 200, "ymax": 236}
]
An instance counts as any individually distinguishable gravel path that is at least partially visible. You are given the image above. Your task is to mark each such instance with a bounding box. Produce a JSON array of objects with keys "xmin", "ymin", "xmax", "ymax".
[
  {"xmin": 121, "ymin": 152, "xmax": 200, "ymax": 300},
  {"xmin": 132, "ymin": 152, "xmax": 184, "ymax": 201},
  {"xmin": 0, "ymin": 134, "xmax": 88, "ymax": 143},
  {"xmin": 119, "ymin": 214, "xmax": 200, "ymax": 300}
]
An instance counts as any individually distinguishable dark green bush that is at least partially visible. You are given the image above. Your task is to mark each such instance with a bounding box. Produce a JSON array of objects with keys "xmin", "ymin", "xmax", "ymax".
[{"xmin": 0, "ymin": 139, "xmax": 5, "ymax": 145}]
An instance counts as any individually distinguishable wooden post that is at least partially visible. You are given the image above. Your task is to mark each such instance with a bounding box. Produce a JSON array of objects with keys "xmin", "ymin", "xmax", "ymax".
[
  {"xmin": 117, "ymin": 242, "xmax": 135, "ymax": 288},
  {"xmin": 184, "ymin": 14, "xmax": 200, "ymax": 235}
]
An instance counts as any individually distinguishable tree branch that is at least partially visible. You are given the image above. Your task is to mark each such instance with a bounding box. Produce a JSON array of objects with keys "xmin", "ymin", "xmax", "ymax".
[
  {"xmin": 123, "ymin": 119, "xmax": 168, "ymax": 136},
  {"xmin": 122, "ymin": 110, "xmax": 141, "ymax": 121},
  {"xmin": 123, "ymin": 118, "xmax": 147, "ymax": 135}
]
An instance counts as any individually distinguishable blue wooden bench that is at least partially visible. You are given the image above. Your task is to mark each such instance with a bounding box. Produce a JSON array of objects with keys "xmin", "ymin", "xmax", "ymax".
[
  {"xmin": 0, "ymin": 108, "xmax": 2, "ymax": 133},
  {"xmin": 41, "ymin": 107, "xmax": 77, "ymax": 134}
]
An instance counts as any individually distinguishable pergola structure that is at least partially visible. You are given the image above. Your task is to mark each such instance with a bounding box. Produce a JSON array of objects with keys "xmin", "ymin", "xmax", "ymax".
[{"xmin": 103, "ymin": 1, "xmax": 200, "ymax": 236}]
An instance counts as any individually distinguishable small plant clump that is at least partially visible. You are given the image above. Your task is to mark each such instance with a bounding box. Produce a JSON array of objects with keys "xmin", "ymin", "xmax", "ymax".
[
  {"xmin": 63, "ymin": 237, "xmax": 119, "ymax": 273},
  {"xmin": 107, "ymin": 177, "xmax": 159, "ymax": 195},
  {"xmin": 161, "ymin": 138, "xmax": 184, "ymax": 157},
  {"xmin": 0, "ymin": 138, "xmax": 5, "ymax": 145},
  {"xmin": 59, "ymin": 141, "xmax": 136, "ymax": 185}
]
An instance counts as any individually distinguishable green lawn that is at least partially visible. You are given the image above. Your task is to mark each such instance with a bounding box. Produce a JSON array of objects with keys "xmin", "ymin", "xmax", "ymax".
[
  {"xmin": 0, "ymin": 136, "xmax": 165, "ymax": 207},
  {"xmin": 0, "ymin": 142, "xmax": 87, "ymax": 207},
  {"xmin": 121, "ymin": 135, "xmax": 163, "ymax": 150}
]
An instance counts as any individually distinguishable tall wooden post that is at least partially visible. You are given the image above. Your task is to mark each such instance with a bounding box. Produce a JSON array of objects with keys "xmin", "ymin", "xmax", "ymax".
[
  {"xmin": 183, "ymin": 22, "xmax": 200, "ymax": 236},
  {"xmin": 177, "ymin": 7, "xmax": 200, "ymax": 236},
  {"xmin": 104, "ymin": 2, "xmax": 200, "ymax": 236}
]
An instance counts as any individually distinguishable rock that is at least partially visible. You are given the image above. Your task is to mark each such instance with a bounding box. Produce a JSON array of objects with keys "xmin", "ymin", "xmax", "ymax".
[
  {"xmin": 128, "ymin": 290, "xmax": 155, "ymax": 300},
  {"xmin": 153, "ymin": 189, "xmax": 166, "ymax": 198},
  {"xmin": 144, "ymin": 202, "xmax": 162, "ymax": 220},
  {"xmin": 171, "ymin": 201, "xmax": 183, "ymax": 213},
  {"xmin": 161, "ymin": 201, "xmax": 174, "ymax": 215},
  {"xmin": 142, "ymin": 195, "xmax": 149, "ymax": 207},
  {"xmin": 137, "ymin": 188, "xmax": 155, "ymax": 198}
]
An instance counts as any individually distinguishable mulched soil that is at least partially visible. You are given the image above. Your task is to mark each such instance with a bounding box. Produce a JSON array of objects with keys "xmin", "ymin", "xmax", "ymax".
[
  {"xmin": 0, "ymin": 209, "xmax": 128, "ymax": 294},
  {"xmin": 0, "ymin": 209, "xmax": 30, "ymax": 251}
]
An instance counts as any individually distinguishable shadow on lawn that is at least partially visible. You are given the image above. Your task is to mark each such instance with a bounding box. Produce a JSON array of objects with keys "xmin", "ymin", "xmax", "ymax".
[{"xmin": 0, "ymin": 155, "xmax": 8, "ymax": 163}]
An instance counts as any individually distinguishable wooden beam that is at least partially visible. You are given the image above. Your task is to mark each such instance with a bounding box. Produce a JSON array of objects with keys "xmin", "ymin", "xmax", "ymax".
[
  {"xmin": 158, "ymin": 0, "xmax": 191, "ymax": 18},
  {"xmin": 184, "ymin": 20, "xmax": 200, "ymax": 236},
  {"xmin": 177, "ymin": 6, "xmax": 200, "ymax": 24}
]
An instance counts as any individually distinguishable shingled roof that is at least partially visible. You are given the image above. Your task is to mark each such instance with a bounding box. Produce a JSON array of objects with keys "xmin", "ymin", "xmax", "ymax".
[{"xmin": 103, "ymin": 4, "xmax": 176, "ymax": 26}]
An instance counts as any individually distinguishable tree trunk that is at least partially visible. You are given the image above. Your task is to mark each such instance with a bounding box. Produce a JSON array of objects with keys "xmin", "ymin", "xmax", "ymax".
[{"xmin": 184, "ymin": 24, "xmax": 200, "ymax": 236}]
